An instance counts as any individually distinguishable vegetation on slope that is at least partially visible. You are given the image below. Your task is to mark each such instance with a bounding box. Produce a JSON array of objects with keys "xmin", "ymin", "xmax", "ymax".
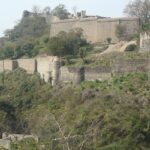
[{"xmin": 0, "ymin": 69, "xmax": 150, "ymax": 149}]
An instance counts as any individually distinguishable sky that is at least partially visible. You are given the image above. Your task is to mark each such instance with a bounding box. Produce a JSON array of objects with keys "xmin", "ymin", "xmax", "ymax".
[{"xmin": 0, "ymin": 0, "xmax": 130, "ymax": 37}]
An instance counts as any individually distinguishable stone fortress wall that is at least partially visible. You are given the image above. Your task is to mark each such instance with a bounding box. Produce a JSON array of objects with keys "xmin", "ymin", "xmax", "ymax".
[
  {"xmin": 50, "ymin": 17, "xmax": 140, "ymax": 43},
  {"xmin": 0, "ymin": 133, "xmax": 38, "ymax": 150},
  {"xmin": 0, "ymin": 56, "xmax": 59, "ymax": 86},
  {"xmin": 0, "ymin": 57, "xmax": 149, "ymax": 85},
  {"xmin": 140, "ymin": 32, "xmax": 150, "ymax": 52}
]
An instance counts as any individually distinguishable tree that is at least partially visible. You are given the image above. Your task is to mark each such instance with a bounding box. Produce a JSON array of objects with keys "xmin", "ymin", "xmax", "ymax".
[
  {"xmin": 9, "ymin": 15, "xmax": 48, "ymax": 40},
  {"xmin": 124, "ymin": 0, "xmax": 150, "ymax": 30},
  {"xmin": 0, "ymin": 42, "xmax": 15, "ymax": 59},
  {"xmin": 115, "ymin": 24, "xmax": 127, "ymax": 41},
  {"xmin": 4, "ymin": 29, "xmax": 12, "ymax": 38},
  {"xmin": 47, "ymin": 36, "xmax": 66, "ymax": 56},
  {"xmin": 43, "ymin": 6, "xmax": 51, "ymax": 15},
  {"xmin": 79, "ymin": 47, "xmax": 87, "ymax": 64},
  {"xmin": 52, "ymin": 4, "xmax": 69, "ymax": 19},
  {"xmin": 72, "ymin": 6, "xmax": 77, "ymax": 17},
  {"xmin": 106, "ymin": 37, "xmax": 112, "ymax": 44},
  {"xmin": 32, "ymin": 5, "xmax": 41, "ymax": 15},
  {"xmin": 47, "ymin": 29, "xmax": 90, "ymax": 57}
]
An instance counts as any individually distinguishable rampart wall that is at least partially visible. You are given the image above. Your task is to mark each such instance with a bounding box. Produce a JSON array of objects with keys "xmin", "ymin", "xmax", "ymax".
[
  {"xmin": 0, "ymin": 133, "xmax": 38, "ymax": 150},
  {"xmin": 59, "ymin": 59, "xmax": 149, "ymax": 84},
  {"xmin": 0, "ymin": 56, "xmax": 59, "ymax": 86},
  {"xmin": 84, "ymin": 67, "xmax": 112, "ymax": 81},
  {"xmin": 0, "ymin": 57, "xmax": 149, "ymax": 85},
  {"xmin": 2, "ymin": 133, "xmax": 38, "ymax": 142},
  {"xmin": 0, "ymin": 139, "xmax": 11, "ymax": 150},
  {"xmin": 17, "ymin": 59, "xmax": 37, "ymax": 74},
  {"xmin": 0, "ymin": 60, "xmax": 17, "ymax": 72},
  {"xmin": 50, "ymin": 17, "xmax": 139, "ymax": 43},
  {"xmin": 140, "ymin": 32, "xmax": 150, "ymax": 52},
  {"xmin": 36, "ymin": 56, "xmax": 59, "ymax": 85},
  {"xmin": 60, "ymin": 67, "xmax": 84, "ymax": 84},
  {"xmin": 114, "ymin": 59, "xmax": 149, "ymax": 74}
]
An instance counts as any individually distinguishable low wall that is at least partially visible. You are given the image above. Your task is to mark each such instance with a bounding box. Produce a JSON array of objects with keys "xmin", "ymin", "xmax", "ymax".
[
  {"xmin": 2, "ymin": 133, "xmax": 38, "ymax": 143},
  {"xmin": 60, "ymin": 66, "xmax": 111, "ymax": 83},
  {"xmin": 84, "ymin": 67, "xmax": 112, "ymax": 81},
  {"xmin": 59, "ymin": 67, "xmax": 84, "ymax": 84},
  {"xmin": 60, "ymin": 59, "xmax": 150, "ymax": 84},
  {"xmin": 0, "ymin": 139, "xmax": 11, "ymax": 150},
  {"xmin": 0, "ymin": 61, "xmax": 4, "ymax": 72},
  {"xmin": 113, "ymin": 59, "xmax": 149, "ymax": 74}
]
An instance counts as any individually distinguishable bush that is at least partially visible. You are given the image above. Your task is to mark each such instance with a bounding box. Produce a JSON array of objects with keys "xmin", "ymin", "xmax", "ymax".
[
  {"xmin": 47, "ymin": 29, "xmax": 91, "ymax": 57},
  {"xmin": 125, "ymin": 44, "xmax": 137, "ymax": 51},
  {"xmin": 106, "ymin": 37, "xmax": 112, "ymax": 44}
]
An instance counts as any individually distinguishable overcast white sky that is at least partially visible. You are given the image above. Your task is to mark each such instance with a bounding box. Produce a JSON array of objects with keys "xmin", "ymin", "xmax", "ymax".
[{"xmin": 0, "ymin": 0, "xmax": 130, "ymax": 37}]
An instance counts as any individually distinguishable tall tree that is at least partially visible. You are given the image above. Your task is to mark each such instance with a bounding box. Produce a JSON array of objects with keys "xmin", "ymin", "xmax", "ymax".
[
  {"xmin": 124, "ymin": 0, "xmax": 150, "ymax": 30},
  {"xmin": 32, "ymin": 5, "xmax": 41, "ymax": 15},
  {"xmin": 43, "ymin": 6, "xmax": 51, "ymax": 15},
  {"xmin": 52, "ymin": 4, "xmax": 69, "ymax": 19}
]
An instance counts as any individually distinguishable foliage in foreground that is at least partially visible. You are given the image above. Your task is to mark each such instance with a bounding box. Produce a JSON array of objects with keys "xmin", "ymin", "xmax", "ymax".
[{"xmin": 0, "ymin": 69, "xmax": 150, "ymax": 149}]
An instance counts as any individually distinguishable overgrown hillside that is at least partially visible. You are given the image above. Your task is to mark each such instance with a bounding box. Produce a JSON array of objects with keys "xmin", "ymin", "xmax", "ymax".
[
  {"xmin": 0, "ymin": 69, "xmax": 150, "ymax": 149},
  {"xmin": 0, "ymin": 5, "xmax": 91, "ymax": 61}
]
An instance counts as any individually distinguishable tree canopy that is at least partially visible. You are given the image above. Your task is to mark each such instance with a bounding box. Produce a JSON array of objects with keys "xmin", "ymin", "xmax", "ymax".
[
  {"xmin": 7, "ymin": 16, "xmax": 48, "ymax": 41},
  {"xmin": 47, "ymin": 28, "xmax": 91, "ymax": 57},
  {"xmin": 52, "ymin": 4, "xmax": 69, "ymax": 19},
  {"xmin": 124, "ymin": 0, "xmax": 150, "ymax": 31}
]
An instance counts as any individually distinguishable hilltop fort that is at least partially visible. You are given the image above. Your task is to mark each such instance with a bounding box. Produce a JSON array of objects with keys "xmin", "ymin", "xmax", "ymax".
[
  {"xmin": 50, "ymin": 14, "xmax": 140, "ymax": 43},
  {"xmin": 0, "ymin": 10, "xmax": 150, "ymax": 86}
]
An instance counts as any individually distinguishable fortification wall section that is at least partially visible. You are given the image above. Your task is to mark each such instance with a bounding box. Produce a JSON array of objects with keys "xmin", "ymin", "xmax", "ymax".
[
  {"xmin": 0, "ymin": 139, "xmax": 11, "ymax": 150},
  {"xmin": 50, "ymin": 19, "xmax": 78, "ymax": 37},
  {"xmin": 59, "ymin": 67, "xmax": 84, "ymax": 84},
  {"xmin": 97, "ymin": 19, "xmax": 119, "ymax": 43},
  {"xmin": 60, "ymin": 59, "xmax": 149, "ymax": 84},
  {"xmin": 113, "ymin": 59, "xmax": 149, "ymax": 74},
  {"xmin": 36, "ymin": 56, "xmax": 59, "ymax": 85},
  {"xmin": 79, "ymin": 19, "xmax": 97, "ymax": 43},
  {"xmin": 120, "ymin": 18, "xmax": 140, "ymax": 39},
  {"xmin": 84, "ymin": 67, "xmax": 112, "ymax": 81},
  {"xmin": 0, "ymin": 61, "xmax": 4, "ymax": 72},
  {"xmin": 0, "ymin": 60, "xmax": 18, "ymax": 72},
  {"xmin": 2, "ymin": 133, "xmax": 38, "ymax": 142},
  {"xmin": 140, "ymin": 32, "xmax": 150, "ymax": 52},
  {"xmin": 0, "ymin": 57, "xmax": 60, "ymax": 85},
  {"xmin": 50, "ymin": 17, "xmax": 139, "ymax": 43},
  {"xmin": 0, "ymin": 57, "xmax": 149, "ymax": 85},
  {"xmin": 17, "ymin": 59, "xmax": 37, "ymax": 74}
]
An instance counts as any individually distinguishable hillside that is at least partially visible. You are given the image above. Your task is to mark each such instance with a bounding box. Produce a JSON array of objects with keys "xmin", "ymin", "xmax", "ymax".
[
  {"xmin": 0, "ymin": 69, "xmax": 150, "ymax": 149},
  {"xmin": 0, "ymin": 3, "xmax": 149, "ymax": 150}
]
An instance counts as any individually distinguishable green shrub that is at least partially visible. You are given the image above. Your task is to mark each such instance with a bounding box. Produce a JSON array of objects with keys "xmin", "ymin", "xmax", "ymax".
[{"xmin": 125, "ymin": 44, "xmax": 137, "ymax": 51}]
